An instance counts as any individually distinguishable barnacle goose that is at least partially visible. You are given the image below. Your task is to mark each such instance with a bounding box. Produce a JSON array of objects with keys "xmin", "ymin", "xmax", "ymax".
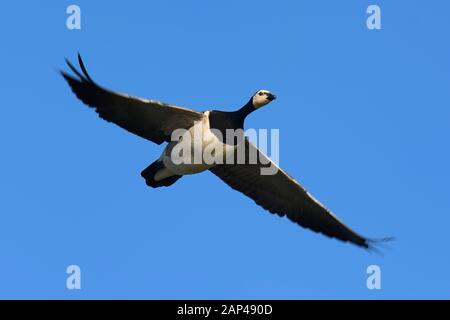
[{"xmin": 61, "ymin": 54, "xmax": 391, "ymax": 250}]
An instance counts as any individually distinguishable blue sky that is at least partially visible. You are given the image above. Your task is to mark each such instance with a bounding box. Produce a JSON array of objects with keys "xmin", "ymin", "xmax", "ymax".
[{"xmin": 1, "ymin": 1, "xmax": 449, "ymax": 299}]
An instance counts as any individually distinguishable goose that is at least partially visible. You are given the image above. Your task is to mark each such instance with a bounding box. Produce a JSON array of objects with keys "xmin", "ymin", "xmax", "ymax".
[{"xmin": 61, "ymin": 54, "xmax": 388, "ymax": 250}]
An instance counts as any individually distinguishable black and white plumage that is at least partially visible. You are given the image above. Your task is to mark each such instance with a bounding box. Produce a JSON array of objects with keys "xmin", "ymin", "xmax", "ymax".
[{"xmin": 61, "ymin": 54, "xmax": 388, "ymax": 249}]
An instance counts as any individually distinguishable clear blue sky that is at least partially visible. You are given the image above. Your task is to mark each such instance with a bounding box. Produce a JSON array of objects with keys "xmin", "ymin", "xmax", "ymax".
[{"xmin": 1, "ymin": 1, "xmax": 449, "ymax": 299}]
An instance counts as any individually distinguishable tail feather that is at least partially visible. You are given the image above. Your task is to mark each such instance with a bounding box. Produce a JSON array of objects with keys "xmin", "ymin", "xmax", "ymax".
[{"xmin": 141, "ymin": 161, "xmax": 182, "ymax": 188}]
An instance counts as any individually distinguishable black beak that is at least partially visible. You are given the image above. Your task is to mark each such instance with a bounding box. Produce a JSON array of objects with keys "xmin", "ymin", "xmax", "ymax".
[{"xmin": 267, "ymin": 93, "xmax": 277, "ymax": 101}]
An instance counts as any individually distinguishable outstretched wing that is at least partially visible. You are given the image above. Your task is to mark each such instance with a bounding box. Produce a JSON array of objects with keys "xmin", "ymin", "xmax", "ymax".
[
  {"xmin": 61, "ymin": 54, "xmax": 204, "ymax": 144},
  {"xmin": 210, "ymin": 139, "xmax": 374, "ymax": 248}
]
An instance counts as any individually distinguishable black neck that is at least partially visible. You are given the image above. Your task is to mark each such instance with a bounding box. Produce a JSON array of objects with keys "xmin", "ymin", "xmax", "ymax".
[
  {"xmin": 208, "ymin": 98, "xmax": 255, "ymax": 140},
  {"xmin": 234, "ymin": 98, "xmax": 255, "ymax": 122}
]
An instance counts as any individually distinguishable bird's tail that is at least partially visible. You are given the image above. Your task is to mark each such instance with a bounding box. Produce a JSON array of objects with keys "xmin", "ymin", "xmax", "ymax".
[{"xmin": 140, "ymin": 160, "xmax": 182, "ymax": 188}]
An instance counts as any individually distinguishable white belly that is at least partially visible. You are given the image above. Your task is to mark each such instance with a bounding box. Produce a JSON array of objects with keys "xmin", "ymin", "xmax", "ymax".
[{"xmin": 160, "ymin": 111, "xmax": 235, "ymax": 176}]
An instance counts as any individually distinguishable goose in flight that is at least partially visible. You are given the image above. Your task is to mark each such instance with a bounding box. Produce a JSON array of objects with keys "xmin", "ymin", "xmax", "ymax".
[{"xmin": 61, "ymin": 54, "xmax": 386, "ymax": 249}]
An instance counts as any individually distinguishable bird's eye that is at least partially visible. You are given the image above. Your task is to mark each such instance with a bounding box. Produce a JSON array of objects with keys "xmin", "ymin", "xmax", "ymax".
[{"xmin": 259, "ymin": 92, "xmax": 264, "ymax": 96}]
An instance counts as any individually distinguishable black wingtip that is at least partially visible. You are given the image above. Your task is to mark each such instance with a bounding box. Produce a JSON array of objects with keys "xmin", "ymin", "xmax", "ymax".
[
  {"xmin": 77, "ymin": 52, "xmax": 83, "ymax": 68},
  {"xmin": 64, "ymin": 57, "xmax": 87, "ymax": 82},
  {"xmin": 62, "ymin": 53, "xmax": 96, "ymax": 85},
  {"xmin": 365, "ymin": 236, "xmax": 396, "ymax": 255},
  {"xmin": 77, "ymin": 53, "xmax": 95, "ymax": 84},
  {"xmin": 60, "ymin": 70, "xmax": 70, "ymax": 79}
]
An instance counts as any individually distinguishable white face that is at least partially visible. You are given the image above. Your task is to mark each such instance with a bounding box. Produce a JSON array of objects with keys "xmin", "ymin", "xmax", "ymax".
[{"xmin": 252, "ymin": 90, "xmax": 277, "ymax": 108}]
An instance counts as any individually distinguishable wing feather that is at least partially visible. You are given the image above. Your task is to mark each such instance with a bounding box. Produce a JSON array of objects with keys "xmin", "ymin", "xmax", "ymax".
[
  {"xmin": 61, "ymin": 54, "xmax": 203, "ymax": 144},
  {"xmin": 210, "ymin": 139, "xmax": 373, "ymax": 248}
]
